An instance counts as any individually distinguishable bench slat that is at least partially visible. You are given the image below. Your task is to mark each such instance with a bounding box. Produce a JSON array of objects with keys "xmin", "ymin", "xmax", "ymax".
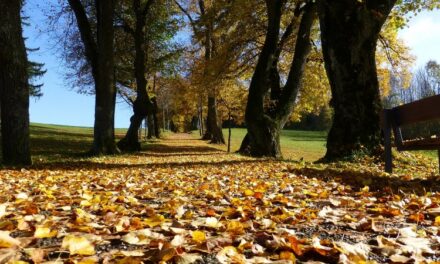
[
  {"xmin": 391, "ymin": 95, "xmax": 440, "ymax": 125},
  {"xmin": 400, "ymin": 137, "xmax": 440, "ymax": 151}
]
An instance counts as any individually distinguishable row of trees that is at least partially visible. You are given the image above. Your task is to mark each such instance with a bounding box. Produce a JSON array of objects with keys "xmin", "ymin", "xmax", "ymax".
[{"xmin": 1, "ymin": 0, "xmax": 439, "ymax": 166}]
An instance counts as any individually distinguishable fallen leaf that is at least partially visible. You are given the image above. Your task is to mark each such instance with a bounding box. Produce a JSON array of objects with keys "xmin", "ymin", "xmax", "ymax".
[
  {"xmin": 191, "ymin": 230, "xmax": 206, "ymax": 244},
  {"xmin": 61, "ymin": 235, "xmax": 95, "ymax": 255},
  {"xmin": 0, "ymin": 231, "xmax": 20, "ymax": 248}
]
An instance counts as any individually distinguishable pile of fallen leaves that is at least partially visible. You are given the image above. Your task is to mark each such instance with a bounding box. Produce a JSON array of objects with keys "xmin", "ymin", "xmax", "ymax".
[{"xmin": 1, "ymin": 134, "xmax": 440, "ymax": 263}]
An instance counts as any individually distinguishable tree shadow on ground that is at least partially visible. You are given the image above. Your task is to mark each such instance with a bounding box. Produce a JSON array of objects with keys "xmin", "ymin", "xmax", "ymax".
[
  {"xmin": 287, "ymin": 166, "xmax": 440, "ymax": 195},
  {"xmin": 141, "ymin": 143, "xmax": 223, "ymax": 155},
  {"xmin": 30, "ymin": 159, "xmax": 267, "ymax": 171}
]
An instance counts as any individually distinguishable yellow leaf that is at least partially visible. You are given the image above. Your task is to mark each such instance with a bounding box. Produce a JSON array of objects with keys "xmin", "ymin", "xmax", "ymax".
[
  {"xmin": 34, "ymin": 226, "xmax": 57, "ymax": 238},
  {"xmin": 144, "ymin": 214, "xmax": 165, "ymax": 228},
  {"xmin": 77, "ymin": 257, "xmax": 99, "ymax": 264},
  {"xmin": 226, "ymin": 221, "xmax": 245, "ymax": 235},
  {"xmin": 191, "ymin": 230, "xmax": 206, "ymax": 244},
  {"xmin": 0, "ymin": 231, "xmax": 20, "ymax": 248},
  {"xmin": 244, "ymin": 189, "xmax": 254, "ymax": 196},
  {"xmin": 61, "ymin": 235, "xmax": 95, "ymax": 256},
  {"xmin": 434, "ymin": 216, "xmax": 440, "ymax": 226}
]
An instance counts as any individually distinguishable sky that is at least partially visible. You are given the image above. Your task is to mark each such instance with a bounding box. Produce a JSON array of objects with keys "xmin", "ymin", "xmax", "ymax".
[
  {"xmin": 399, "ymin": 10, "xmax": 440, "ymax": 67},
  {"xmin": 22, "ymin": 3, "xmax": 440, "ymax": 128}
]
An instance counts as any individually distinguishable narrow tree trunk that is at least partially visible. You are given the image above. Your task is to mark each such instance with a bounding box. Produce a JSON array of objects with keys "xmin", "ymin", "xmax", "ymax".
[
  {"xmin": 0, "ymin": 0, "xmax": 32, "ymax": 165},
  {"xmin": 227, "ymin": 111, "xmax": 232, "ymax": 153},
  {"xmin": 162, "ymin": 108, "xmax": 166, "ymax": 132},
  {"xmin": 205, "ymin": 95, "xmax": 225, "ymax": 144},
  {"xmin": 152, "ymin": 98, "xmax": 160, "ymax": 138},
  {"xmin": 317, "ymin": 0, "xmax": 396, "ymax": 160},
  {"xmin": 144, "ymin": 118, "xmax": 147, "ymax": 139},
  {"xmin": 147, "ymin": 114, "xmax": 154, "ymax": 139},
  {"xmin": 199, "ymin": 1, "xmax": 224, "ymax": 144},
  {"xmin": 118, "ymin": 0, "xmax": 154, "ymax": 151},
  {"xmin": 199, "ymin": 98, "xmax": 204, "ymax": 136}
]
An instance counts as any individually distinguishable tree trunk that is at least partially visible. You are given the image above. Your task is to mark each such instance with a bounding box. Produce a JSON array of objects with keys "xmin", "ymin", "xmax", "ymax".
[
  {"xmin": 238, "ymin": 133, "xmax": 250, "ymax": 153},
  {"xmin": 92, "ymin": 0, "xmax": 118, "ymax": 154},
  {"xmin": 152, "ymin": 97, "xmax": 160, "ymax": 138},
  {"xmin": 204, "ymin": 95, "xmax": 225, "ymax": 144},
  {"xmin": 118, "ymin": 0, "xmax": 154, "ymax": 151},
  {"xmin": 68, "ymin": 0, "xmax": 118, "ymax": 155},
  {"xmin": 199, "ymin": 1, "xmax": 224, "ymax": 144},
  {"xmin": 118, "ymin": 115, "xmax": 143, "ymax": 151},
  {"xmin": 241, "ymin": 1, "xmax": 315, "ymax": 158},
  {"xmin": 241, "ymin": 1, "xmax": 281, "ymax": 157},
  {"xmin": 317, "ymin": 0, "xmax": 396, "ymax": 161},
  {"xmin": 227, "ymin": 111, "xmax": 232, "ymax": 153},
  {"xmin": 0, "ymin": 0, "xmax": 32, "ymax": 165},
  {"xmin": 147, "ymin": 114, "xmax": 154, "ymax": 139}
]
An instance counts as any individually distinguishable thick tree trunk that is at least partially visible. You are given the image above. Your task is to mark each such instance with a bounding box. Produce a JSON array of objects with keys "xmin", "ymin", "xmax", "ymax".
[
  {"xmin": 91, "ymin": 0, "xmax": 118, "ymax": 155},
  {"xmin": 68, "ymin": 0, "xmax": 118, "ymax": 155},
  {"xmin": 317, "ymin": 0, "xmax": 396, "ymax": 161},
  {"xmin": 242, "ymin": 0, "xmax": 282, "ymax": 157},
  {"xmin": 238, "ymin": 133, "xmax": 250, "ymax": 153},
  {"xmin": 240, "ymin": 1, "xmax": 315, "ymax": 158},
  {"xmin": 118, "ymin": 115, "xmax": 143, "ymax": 151},
  {"xmin": 0, "ymin": 0, "xmax": 32, "ymax": 165}
]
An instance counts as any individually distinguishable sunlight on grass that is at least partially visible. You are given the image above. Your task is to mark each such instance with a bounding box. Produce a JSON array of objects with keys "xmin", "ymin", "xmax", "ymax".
[{"xmin": 192, "ymin": 128, "xmax": 327, "ymax": 162}]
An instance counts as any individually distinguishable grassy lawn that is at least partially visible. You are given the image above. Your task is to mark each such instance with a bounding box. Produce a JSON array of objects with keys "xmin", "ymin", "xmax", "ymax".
[
  {"xmin": 192, "ymin": 128, "xmax": 327, "ymax": 162},
  {"xmin": 0, "ymin": 123, "xmax": 435, "ymax": 165},
  {"xmin": 1, "ymin": 123, "xmax": 128, "ymax": 162}
]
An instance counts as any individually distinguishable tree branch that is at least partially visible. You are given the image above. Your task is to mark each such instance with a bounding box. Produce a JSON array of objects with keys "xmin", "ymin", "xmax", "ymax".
[{"xmin": 67, "ymin": 0, "xmax": 98, "ymax": 75}]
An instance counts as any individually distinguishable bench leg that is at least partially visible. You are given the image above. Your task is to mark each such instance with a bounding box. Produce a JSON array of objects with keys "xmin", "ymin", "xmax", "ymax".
[{"xmin": 384, "ymin": 124, "xmax": 392, "ymax": 173}]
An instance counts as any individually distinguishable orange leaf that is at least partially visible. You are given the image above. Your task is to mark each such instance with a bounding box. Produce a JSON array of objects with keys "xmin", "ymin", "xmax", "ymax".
[{"xmin": 279, "ymin": 251, "xmax": 296, "ymax": 262}]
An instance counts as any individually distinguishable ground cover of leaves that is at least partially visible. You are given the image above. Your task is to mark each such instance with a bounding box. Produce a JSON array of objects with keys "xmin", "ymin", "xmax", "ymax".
[{"xmin": 2, "ymin": 134, "xmax": 440, "ymax": 264}]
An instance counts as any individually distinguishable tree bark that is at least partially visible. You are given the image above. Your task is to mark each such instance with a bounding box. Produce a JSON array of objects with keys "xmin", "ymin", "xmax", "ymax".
[
  {"xmin": 204, "ymin": 95, "xmax": 225, "ymax": 144},
  {"xmin": 152, "ymin": 97, "xmax": 160, "ymax": 138},
  {"xmin": 241, "ymin": 0, "xmax": 282, "ymax": 157},
  {"xmin": 147, "ymin": 114, "xmax": 154, "ymax": 139},
  {"xmin": 317, "ymin": 0, "xmax": 396, "ymax": 161},
  {"xmin": 240, "ymin": 1, "xmax": 315, "ymax": 158},
  {"xmin": 118, "ymin": 0, "xmax": 155, "ymax": 151},
  {"xmin": 0, "ymin": 0, "xmax": 32, "ymax": 165},
  {"xmin": 199, "ymin": 0, "xmax": 225, "ymax": 144},
  {"xmin": 69, "ymin": 0, "xmax": 118, "ymax": 155}
]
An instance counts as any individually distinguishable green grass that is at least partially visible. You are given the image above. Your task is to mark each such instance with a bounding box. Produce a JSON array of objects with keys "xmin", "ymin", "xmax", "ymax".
[
  {"xmin": 0, "ymin": 123, "xmax": 129, "ymax": 162},
  {"xmin": 193, "ymin": 128, "xmax": 327, "ymax": 162},
  {"xmin": 1, "ymin": 123, "xmax": 435, "ymax": 164}
]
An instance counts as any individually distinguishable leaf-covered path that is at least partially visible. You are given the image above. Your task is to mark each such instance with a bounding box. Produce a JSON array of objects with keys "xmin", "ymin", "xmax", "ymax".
[{"xmin": 1, "ymin": 133, "xmax": 440, "ymax": 263}]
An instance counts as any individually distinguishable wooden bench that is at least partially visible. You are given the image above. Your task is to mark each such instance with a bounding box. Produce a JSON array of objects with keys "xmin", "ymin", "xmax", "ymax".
[{"xmin": 381, "ymin": 94, "xmax": 440, "ymax": 173}]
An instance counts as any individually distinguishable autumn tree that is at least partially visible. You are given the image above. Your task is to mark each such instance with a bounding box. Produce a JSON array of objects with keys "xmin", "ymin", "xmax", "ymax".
[
  {"xmin": 116, "ymin": 0, "xmax": 155, "ymax": 151},
  {"xmin": 174, "ymin": 0, "xmax": 227, "ymax": 143},
  {"xmin": 317, "ymin": 0, "xmax": 439, "ymax": 161},
  {"xmin": 0, "ymin": 0, "xmax": 32, "ymax": 165},
  {"xmin": 68, "ymin": 0, "xmax": 118, "ymax": 155},
  {"xmin": 238, "ymin": 0, "xmax": 317, "ymax": 158},
  {"xmin": 116, "ymin": 0, "xmax": 180, "ymax": 150}
]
